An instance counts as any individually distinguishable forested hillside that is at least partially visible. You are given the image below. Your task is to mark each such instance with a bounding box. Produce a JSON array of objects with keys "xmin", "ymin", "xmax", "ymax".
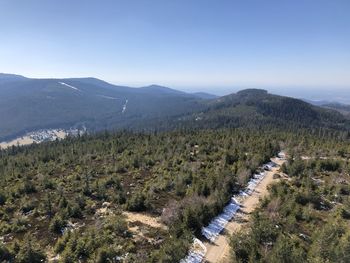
[
  {"xmin": 0, "ymin": 75, "xmax": 205, "ymax": 141},
  {"xmin": 1, "ymin": 0, "xmax": 349, "ymax": 262},
  {"xmin": 1, "ymin": 74, "xmax": 349, "ymax": 142},
  {"xmin": 0, "ymin": 129, "xmax": 280, "ymax": 262},
  {"xmin": 182, "ymin": 89, "xmax": 349, "ymax": 132},
  {"xmin": 322, "ymin": 103, "xmax": 350, "ymax": 118},
  {"xmin": 0, "ymin": 127, "xmax": 349, "ymax": 262},
  {"xmin": 1, "ymin": 76, "xmax": 350, "ymax": 263},
  {"xmin": 230, "ymin": 143, "xmax": 350, "ymax": 263}
]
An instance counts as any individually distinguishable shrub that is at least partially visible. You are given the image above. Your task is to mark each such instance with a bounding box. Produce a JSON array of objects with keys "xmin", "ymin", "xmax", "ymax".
[
  {"xmin": 0, "ymin": 244, "xmax": 13, "ymax": 261},
  {"xmin": 230, "ymin": 231, "xmax": 255, "ymax": 263},
  {"xmin": 12, "ymin": 216, "xmax": 29, "ymax": 233},
  {"xmin": 21, "ymin": 201, "xmax": 35, "ymax": 214},
  {"xmin": 0, "ymin": 192, "xmax": 6, "ymax": 206},
  {"xmin": 96, "ymin": 246, "xmax": 118, "ymax": 263},
  {"xmin": 22, "ymin": 179, "xmax": 37, "ymax": 194},
  {"xmin": 341, "ymin": 208, "xmax": 350, "ymax": 220},
  {"xmin": 104, "ymin": 215, "xmax": 129, "ymax": 237},
  {"xmin": 318, "ymin": 160, "xmax": 341, "ymax": 172},
  {"xmin": 126, "ymin": 193, "xmax": 147, "ymax": 212},
  {"xmin": 16, "ymin": 239, "xmax": 46, "ymax": 263},
  {"xmin": 49, "ymin": 215, "xmax": 67, "ymax": 234}
]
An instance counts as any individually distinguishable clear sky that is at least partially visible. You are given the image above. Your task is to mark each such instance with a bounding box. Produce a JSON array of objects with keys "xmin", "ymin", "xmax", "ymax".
[{"xmin": 0, "ymin": 0, "xmax": 349, "ymax": 94}]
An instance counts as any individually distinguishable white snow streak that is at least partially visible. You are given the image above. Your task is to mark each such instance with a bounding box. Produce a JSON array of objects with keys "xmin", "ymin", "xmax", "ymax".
[
  {"xmin": 58, "ymin": 82, "xmax": 81, "ymax": 92},
  {"xmin": 180, "ymin": 239, "xmax": 207, "ymax": 263},
  {"xmin": 122, "ymin": 99, "xmax": 128, "ymax": 113},
  {"xmin": 97, "ymin": 95, "xmax": 119, "ymax": 100}
]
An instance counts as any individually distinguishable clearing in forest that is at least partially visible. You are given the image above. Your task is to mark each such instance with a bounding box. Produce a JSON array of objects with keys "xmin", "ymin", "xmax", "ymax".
[{"xmin": 123, "ymin": 211, "xmax": 167, "ymax": 230}]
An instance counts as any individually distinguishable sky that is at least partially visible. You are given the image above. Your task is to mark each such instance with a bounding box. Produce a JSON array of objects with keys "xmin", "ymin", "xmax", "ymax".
[{"xmin": 0, "ymin": 0, "xmax": 349, "ymax": 96}]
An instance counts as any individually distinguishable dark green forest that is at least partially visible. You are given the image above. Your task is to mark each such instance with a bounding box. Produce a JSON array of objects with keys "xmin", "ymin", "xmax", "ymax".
[
  {"xmin": 0, "ymin": 127, "xmax": 349, "ymax": 262},
  {"xmin": 0, "ymin": 129, "xmax": 278, "ymax": 262},
  {"xmin": 230, "ymin": 147, "xmax": 350, "ymax": 263}
]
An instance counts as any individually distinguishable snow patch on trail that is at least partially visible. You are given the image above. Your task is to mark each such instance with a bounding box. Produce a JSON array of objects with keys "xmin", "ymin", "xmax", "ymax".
[
  {"xmin": 181, "ymin": 158, "xmax": 280, "ymax": 263},
  {"xmin": 201, "ymin": 171, "xmax": 269, "ymax": 243},
  {"xmin": 201, "ymin": 199, "xmax": 240, "ymax": 242},
  {"xmin": 180, "ymin": 238, "xmax": 206, "ymax": 263},
  {"xmin": 58, "ymin": 82, "xmax": 81, "ymax": 92}
]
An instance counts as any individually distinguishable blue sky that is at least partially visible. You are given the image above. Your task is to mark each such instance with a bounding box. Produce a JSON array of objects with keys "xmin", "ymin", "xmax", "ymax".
[{"xmin": 0, "ymin": 0, "xmax": 349, "ymax": 95}]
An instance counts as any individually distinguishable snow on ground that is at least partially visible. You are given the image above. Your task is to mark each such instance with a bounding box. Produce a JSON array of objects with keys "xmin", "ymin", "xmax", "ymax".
[
  {"xmin": 97, "ymin": 95, "xmax": 119, "ymax": 100},
  {"xmin": 263, "ymin": 161, "xmax": 277, "ymax": 171},
  {"xmin": 201, "ymin": 171, "xmax": 265, "ymax": 243},
  {"xmin": 122, "ymin": 99, "xmax": 128, "ymax": 113},
  {"xmin": 201, "ymin": 201, "xmax": 240, "ymax": 242},
  {"xmin": 278, "ymin": 151, "xmax": 286, "ymax": 159},
  {"xmin": 182, "ymin": 161, "xmax": 276, "ymax": 263},
  {"xmin": 58, "ymin": 82, "xmax": 81, "ymax": 92},
  {"xmin": 180, "ymin": 238, "xmax": 207, "ymax": 263}
]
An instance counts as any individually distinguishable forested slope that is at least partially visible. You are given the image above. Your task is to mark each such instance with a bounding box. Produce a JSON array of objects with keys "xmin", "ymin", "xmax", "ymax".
[
  {"xmin": 130, "ymin": 89, "xmax": 350, "ymax": 140},
  {"xmin": 0, "ymin": 75, "xmax": 204, "ymax": 141},
  {"xmin": 0, "ymin": 129, "xmax": 280, "ymax": 262},
  {"xmin": 0, "ymin": 127, "xmax": 349, "ymax": 262},
  {"xmin": 181, "ymin": 89, "xmax": 349, "ymax": 132},
  {"xmin": 1, "ymin": 74, "xmax": 349, "ymax": 142},
  {"xmin": 230, "ymin": 144, "xmax": 350, "ymax": 263},
  {"xmin": 1, "ymin": 78, "xmax": 350, "ymax": 262}
]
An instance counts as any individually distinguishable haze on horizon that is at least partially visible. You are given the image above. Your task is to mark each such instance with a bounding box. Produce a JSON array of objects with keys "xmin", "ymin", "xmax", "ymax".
[{"xmin": 0, "ymin": 0, "xmax": 349, "ymax": 97}]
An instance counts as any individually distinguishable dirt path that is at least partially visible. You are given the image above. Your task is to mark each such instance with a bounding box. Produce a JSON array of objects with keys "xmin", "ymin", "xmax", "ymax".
[
  {"xmin": 123, "ymin": 211, "xmax": 167, "ymax": 230},
  {"xmin": 204, "ymin": 157, "xmax": 285, "ymax": 263}
]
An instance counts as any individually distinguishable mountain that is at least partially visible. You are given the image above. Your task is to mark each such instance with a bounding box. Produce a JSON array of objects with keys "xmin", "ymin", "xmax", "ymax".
[
  {"xmin": 138, "ymin": 84, "xmax": 189, "ymax": 96},
  {"xmin": 1, "ymin": 74, "xmax": 348, "ymax": 141},
  {"xmin": 0, "ymin": 74, "xmax": 205, "ymax": 141},
  {"xmin": 303, "ymin": 99, "xmax": 350, "ymax": 118},
  {"xmin": 0, "ymin": 79, "xmax": 349, "ymax": 261},
  {"xmin": 175, "ymin": 89, "xmax": 349, "ymax": 132},
  {"xmin": 0, "ymin": 73, "xmax": 28, "ymax": 84}
]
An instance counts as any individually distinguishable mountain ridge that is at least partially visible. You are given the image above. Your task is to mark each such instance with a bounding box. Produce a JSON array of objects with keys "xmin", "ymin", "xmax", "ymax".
[
  {"xmin": 0, "ymin": 74, "xmax": 206, "ymax": 141},
  {"xmin": 0, "ymin": 74, "xmax": 348, "ymax": 141}
]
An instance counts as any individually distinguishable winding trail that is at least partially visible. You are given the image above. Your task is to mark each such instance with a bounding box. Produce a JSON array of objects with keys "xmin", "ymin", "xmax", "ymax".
[{"xmin": 204, "ymin": 157, "xmax": 286, "ymax": 263}]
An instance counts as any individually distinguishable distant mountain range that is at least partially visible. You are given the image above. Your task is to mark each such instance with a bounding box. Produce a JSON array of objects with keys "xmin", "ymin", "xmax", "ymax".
[
  {"xmin": 0, "ymin": 74, "xmax": 212, "ymax": 141},
  {"xmin": 0, "ymin": 73, "xmax": 348, "ymax": 141},
  {"xmin": 304, "ymin": 99, "xmax": 350, "ymax": 118}
]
